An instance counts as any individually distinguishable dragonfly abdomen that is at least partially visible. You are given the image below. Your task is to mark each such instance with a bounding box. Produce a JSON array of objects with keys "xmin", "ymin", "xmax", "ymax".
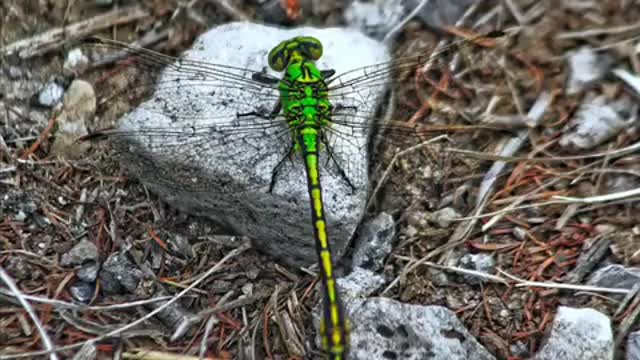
[{"xmin": 298, "ymin": 129, "xmax": 349, "ymax": 359}]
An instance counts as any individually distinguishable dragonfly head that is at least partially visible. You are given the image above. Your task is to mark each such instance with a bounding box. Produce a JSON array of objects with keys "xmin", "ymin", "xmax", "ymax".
[{"xmin": 268, "ymin": 36, "xmax": 323, "ymax": 72}]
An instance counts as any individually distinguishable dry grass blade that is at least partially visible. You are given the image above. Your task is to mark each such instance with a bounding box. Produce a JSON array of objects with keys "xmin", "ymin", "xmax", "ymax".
[
  {"xmin": 0, "ymin": 267, "xmax": 59, "ymax": 360},
  {"xmin": 1, "ymin": 5, "xmax": 150, "ymax": 58}
]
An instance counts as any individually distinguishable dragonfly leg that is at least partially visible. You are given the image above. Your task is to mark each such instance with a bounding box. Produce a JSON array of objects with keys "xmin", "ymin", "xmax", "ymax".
[
  {"xmin": 251, "ymin": 71, "xmax": 280, "ymax": 85},
  {"xmin": 321, "ymin": 69, "xmax": 336, "ymax": 79},
  {"xmin": 268, "ymin": 141, "xmax": 296, "ymax": 193},
  {"xmin": 321, "ymin": 133, "xmax": 356, "ymax": 193},
  {"xmin": 237, "ymin": 100, "xmax": 282, "ymax": 120},
  {"xmin": 334, "ymin": 103, "xmax": 358, "ymax": 112}
]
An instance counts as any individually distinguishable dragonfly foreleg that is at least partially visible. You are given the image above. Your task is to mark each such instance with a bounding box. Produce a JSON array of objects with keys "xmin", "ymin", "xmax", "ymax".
[
  {"xmin": 268, "ymin": 141, "xmax": 296, "ymax": 193},
  {"xmin": 320, "ymin": 133, "xmax": 356, "ymax": 193},
  {"xmin": 321, "ymin": 69, "xmax": 336, "ymax": 79},
  {"xmin": 237, "ymin": 100, "xmax": 282, "ymax": 120},
  {"xmin": 251, "ymin": 71, "xmax": 280, "ymax": 85}
]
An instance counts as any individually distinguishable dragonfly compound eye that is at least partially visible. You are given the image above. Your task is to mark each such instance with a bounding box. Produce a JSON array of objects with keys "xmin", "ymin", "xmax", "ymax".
[{"xmin": 268, "ymin": 36, "xmax": 323, "ymax": 72}]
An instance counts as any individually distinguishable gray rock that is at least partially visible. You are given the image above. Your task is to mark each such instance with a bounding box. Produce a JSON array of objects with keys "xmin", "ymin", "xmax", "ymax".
[
  {"xmin": 353, "ymin": 212, "xmax": 395, "ymax": 271},
  {"xmin": 7, "ymin": 66, "xmax": 22, "ymax": 79},
  {"xmin": 114, "ymin": 22, "xmax": 390, "ymax": 268},
  {"xmin": 339, "ymin": 266, "xmax": 385, "ymax": 299},
  {"xmin": 459, "ymin": 253, "xmax": 495, "ymax": 284},
  {"xmin": 559, "ymin": 95, "xmax": 629, "ymax": 150},
  {"xmin": 50, "ymin": 79, "xmax": 94, "ymax": 158},
  {"xmin": 1, "ymin": 190, "xmax": 37, "ymax": 219},
  {"xmin": 14, "ymin": 210, "xmax": 27, "ymax": 222},
  {"xmin": 312, "ymin": 267, "xmax": 384, "ymax": 348},
  {"xmin": 532, "ymin": 307, "xmax": 613, "ymax": 360},
  {"xmin": 428, "ymin": 268, "xmax": 449, "ymax": 287},
  {"xmin": 76, "ymin": 261, "xmax": 100, "ymax": 282},
  {"xmin": 346, "ymin": 0, "xmax": 476, "ymax": 40},
  {"xmin": 63, "ymin": 48, "xmax": 89, "ymax": 75},
  {"xmin": 69, "ymin": 281, "xmax": 95, "ymax": 303},
  {"xmin": 168, "ymin": 233, "xmax": 193, "ymax": 258},
  {"xmin": 36, "ymin": 80, "xmax": 64, "ymax": 107},
  {"xmin": 566, "ymin": 47, "xmax": 614, "ymax": 95},
  {"xmin": 61, "ymin": 239, "xmax": 99, "ymax": 267},
  {"xmin": 347, "ymin": 298, "xmax": 495, "ymax": 360},
  {"xmin": 587, "ymin": 264, "xmax": 640, "ymax": 290},
  {"xmin": 344, "ymin": 0, "xmax": 405, "ymax": 39},
  {"xmin": 628, "ymin": 331, "xmax": 640, "ymax": 360},
  {"xmin": 99, "ymin": 251, "xmax": 143, "ymax": 294},
  {"xmin": 432, "ymin": 207, "xmax": 461, "ymax": 228},
  {"xmin": 510, "ymin": 340, "xmax": 529, "ymax": 358}
]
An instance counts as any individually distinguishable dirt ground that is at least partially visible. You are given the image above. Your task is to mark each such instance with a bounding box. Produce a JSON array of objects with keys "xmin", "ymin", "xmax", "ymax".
[{"xmin": 1, "ymin": 0, "xmax": 640, "ymax": 359}]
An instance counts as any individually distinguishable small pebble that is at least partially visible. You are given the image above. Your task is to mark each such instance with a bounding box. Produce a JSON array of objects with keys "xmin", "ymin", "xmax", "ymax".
[
  {"xmin": 7, "ymin": 66, "xmax": 23, "ymax": 79},
  {"xmin": 242, "ymin": 283, "xmax": 253, "ymax": 296},
  {"xmin": 14, "ymin": 211, "xmax": 27, "ymax": 222},
  {"xmin": 559, "ymin": 95, "xmax": 628, "ymax": 150},
  {"xmin": 344, "ymin": 0, "xmax": 405, "ymax": 39},
  {"xmin": 36, "ymin": 81, "xmax": 64, "ymax": 107},
  {"xmin": 594, "ymin": 224, "xmax": 617, "ymax": 235},
  {"xmin": 49, "ymin": 79, "xmax": 95, "ymax": 158},
  {"xmin": 428, "ymin": 268, "xmax": 449, "ymax": 287},
  {"xmin": 431, "ymin": 207, "xmax": 461, "ymax": 228},
  {"xmin": 69, "ymin": 281, "xmax": 95, "ymax": 303},
  {"xmin": 512, "ymin": 227, "xmax": 527, "ymax": 240},
  {"xmin": 459, "ymin": 253, "xmax": 496, "ymax": 285},
  {"xmin": 76, "ymin": 261, "xmax": 100, "ymax": 282},
  {"xmin": 338, "ymin": 267, "xmax": 386, "ymax": 299},
  {"xmin": 352, "ymin": 212, "xmax": 395, "ymax": 271},
  {"xmin": 61, "ymin": 239, "xmax": 99, "ymax": 267},
  {"xmin": 63, "ymin": 48, "xmax": 89, "ymax": 75},
  {"xmin": 566, "ymin": 46, "xmax": 614, "ymax": 95}
]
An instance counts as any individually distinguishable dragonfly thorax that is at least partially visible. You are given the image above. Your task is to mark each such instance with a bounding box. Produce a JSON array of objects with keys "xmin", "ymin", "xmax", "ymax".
[
  {"xmin": 280, "ymin": 76, "xmax": 332, "ymax": 135},
  {"xmin": 270, "ymin": 37, "xmax": 333, "ymax": 148}
]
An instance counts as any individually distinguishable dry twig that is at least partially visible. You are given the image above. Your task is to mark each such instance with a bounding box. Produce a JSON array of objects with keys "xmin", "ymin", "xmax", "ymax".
[
  {"xmin": 1, "ymin": 5, "xmax": 150, "ymax": 58},
  {"xmin": 0, "ymin": 266, "xmax": 59, "ymax": 360}
]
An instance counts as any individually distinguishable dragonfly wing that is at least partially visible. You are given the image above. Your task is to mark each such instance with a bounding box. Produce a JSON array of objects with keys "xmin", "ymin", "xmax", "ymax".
[{"xmin": 83, "ymin": 36, "xmax": 295, "ymax": 194}]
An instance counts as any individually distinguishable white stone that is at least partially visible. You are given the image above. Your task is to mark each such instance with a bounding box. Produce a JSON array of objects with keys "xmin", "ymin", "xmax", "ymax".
[{"xmin": 113, "ymin": 22, "xmax": 391, "ymax": 267}]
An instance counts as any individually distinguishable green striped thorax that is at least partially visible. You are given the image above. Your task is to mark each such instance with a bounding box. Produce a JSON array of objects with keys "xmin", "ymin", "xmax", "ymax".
[{"xmin": 268, "ymin": 36, "xmax": 333, "ymax": 149}]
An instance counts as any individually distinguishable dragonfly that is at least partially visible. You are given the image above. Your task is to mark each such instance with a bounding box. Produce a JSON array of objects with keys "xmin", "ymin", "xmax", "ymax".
[{"xmin": 79, "ymin": 26, "xmax": 521, "ymax": 359}]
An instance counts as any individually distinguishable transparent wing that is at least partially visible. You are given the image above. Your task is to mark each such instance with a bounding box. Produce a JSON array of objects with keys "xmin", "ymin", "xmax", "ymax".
[
  {"xmin": 320, "ymin": 28, "xmax": 540, "ymax": 194},
  {"xmin": 81, "ymin": 37, "xmax": 296, "ymax": 194},
  {"xmin": 323, "ymin": 29, "xmax": 532, "ymax": 147}
]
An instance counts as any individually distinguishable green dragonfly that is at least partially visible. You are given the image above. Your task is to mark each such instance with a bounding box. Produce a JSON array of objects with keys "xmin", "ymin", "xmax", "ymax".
[{"xmin": 80, "ymin": 27, "xmax": 514, "ymax": 359}]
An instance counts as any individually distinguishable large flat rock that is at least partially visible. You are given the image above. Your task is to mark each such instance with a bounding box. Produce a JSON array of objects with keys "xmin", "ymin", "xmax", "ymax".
[
  {"xmin": 348, "ymin": 298, "xmax": 495, "ymax": 360},
  {"xmin": 112, "ymin": 22, "xmax": 390, "ymax": 267}
]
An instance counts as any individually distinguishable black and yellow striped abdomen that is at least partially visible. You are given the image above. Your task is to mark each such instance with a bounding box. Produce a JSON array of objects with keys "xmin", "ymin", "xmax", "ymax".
[{"xmin": 299, "ymin": 128, "xmax": 349, "ymax": 360}]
